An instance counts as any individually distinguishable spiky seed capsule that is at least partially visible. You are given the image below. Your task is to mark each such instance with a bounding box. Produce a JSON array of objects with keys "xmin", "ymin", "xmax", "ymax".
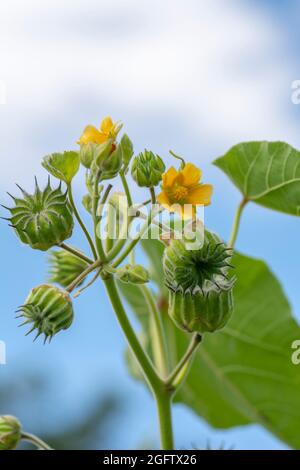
[
  {"xmin": 163, "ymin": 230, "xmax": 233, "ymax": 295},
  {"xmin": 131, "ymin": 150, "xmax": 165, "ymax": 187},
  {"xmin": 48, "ymin": 250, "xmax": 89, "ymax": 288},
  {"xmin": 6, "ymin": 179, "xmax": 74, "ymax": 251},
  {"xmin": 164, "ymin": 229, "xmax": 235, "ymax": 333},
  {"xmin": 17, "ymin": 284, "xmax": 74, "ymax": 342},
  {"xmin": 0, "ymin": 415, "xmax": 22, "ymax": 450}
]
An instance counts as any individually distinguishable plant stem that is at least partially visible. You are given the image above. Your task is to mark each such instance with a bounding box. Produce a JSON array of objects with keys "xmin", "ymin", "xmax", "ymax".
[
  {"xmin": 155, "ymin": 391, "xmax": 174, "ymax": 450},
  {"xmin": 21, "ymin": 432, "xmax": 53, "ymax": 450},
  {"xmin": 112, "ymin": 207, "xmax": 161, "ymax": 268},
  {"xmin": 59, "ymin": 242, "xmax": 93, "ymax": 264},
  {"xmin": 140, "ymin": 285, "xmax": 169, "ymax": 378},
  {"xmin": 92, "ymin": 171, "xmax": 106, "ymax": 261},
  {"xmin": 66, "ymin": 258, "xmax": 103, "ymax": 293},
  {"xmin": 150, "ymin": 186, "xmax": 156, "ymax": 204},
  {"xmin": 120, "ymin": 171, "xmax": 133, "ymax": 207},
  {"xmin": 228, "ymin": 197, "xmax": 248, "ymax": 248},
  {"xmin": 166, "ymin": 333, "xmax": 202, "ymax": 388},
  {"xmin": 67, "ymin": 184, "xmax": 97, "ymax": 259},
  {"xmin": 103, "ymin": 276, "xmax": 161, "ymax": 394}
]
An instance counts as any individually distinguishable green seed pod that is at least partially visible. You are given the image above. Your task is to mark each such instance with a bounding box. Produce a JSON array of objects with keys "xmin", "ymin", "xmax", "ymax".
[
  {"xmin": 16, "ymin": 284, "xmax": 74, "ymax": 342},
  {"xmin": 163, "ymin": 229, "xmax": 233, "ymax": 294},
  {"xmin": 0, "ymin": 415, "xmax": 22, "ymax": 450},
  {"xmin": 48, "ymin": 250, "xmax": 89, "ymax": 288},
  {"xmin": 116, "ymin": 264, "xmax": 149, "ymax": 284},
  {"xmin": 131, "ymin": 150, "xmax": 165, "ymax": 187},
  {"xmin": 5, "ymin": 179, "xmax": 74, "ymax": 251},
  {"xmin": 168, "ymin": 286, "xmax": 234, "ymax": 334},
  {"xmin": 163, "ymin": 229, "xmax": 235, "ymax": 333}
]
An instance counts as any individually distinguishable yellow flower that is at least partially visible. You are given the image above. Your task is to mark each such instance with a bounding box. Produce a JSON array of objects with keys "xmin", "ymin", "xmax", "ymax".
[
  {"xmin": 78, "ymin": 116, "xmax": 121, "ymax": 145},
  {"xmin": 157, "ymin": 163, "xmax": 213, "ymax": 218}
]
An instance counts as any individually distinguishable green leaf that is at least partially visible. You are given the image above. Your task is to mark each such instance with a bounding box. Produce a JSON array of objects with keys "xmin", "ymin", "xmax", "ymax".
[
  {"xmin": 120, "ymin": 134, "xmax": 134, "ymax": 170},
  {"xmin": 120, "ymin": 239, "xmax": 300, "ymax": 448},
  {"xmin": 214, "ymin": 141, "xmax": 300, "ymax": 216},
  {"xmin": 42, "ymin": 151, "xmax": 80, "ymax": 184}
]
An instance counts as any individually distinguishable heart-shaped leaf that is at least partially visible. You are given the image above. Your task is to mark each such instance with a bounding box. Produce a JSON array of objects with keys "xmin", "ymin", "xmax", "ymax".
[
  {"xmin": 214, "ymin": 141, "xmax": 300, "ymax": 216},
  {"xmin": 121, "ymin": 239, "xmax": 300, "ymax": 448}
]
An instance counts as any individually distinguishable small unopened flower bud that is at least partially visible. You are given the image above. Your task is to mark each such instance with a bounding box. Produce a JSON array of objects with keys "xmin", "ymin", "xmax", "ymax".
[
  {"xmin": 48, "ymin": 250, "xmax": 89, "ymax": 288},
  {"xmin": 99, "ymin": 143, "xmax": 123, "ymax": 181},
  {"xmin": 79, "ymin": 142, "xmax": 95, "ymax": 169},
  {"xmin": 131, "ymin": 150, "xmax": 165, "ymax": 187},
  {"xmin": 0, "ymin": 415, "xmax": 21, "ymax": 450},
  {"xmin": 116, "ymin": 264, "xmax": 149, "ymax": 284},
  {"xmin": 17, "ymin": 284, "xmax": 74, "ymax": 342},
  {"xmin": 6, "ymin": 179, "xmax": 74, "ymax": 251}
]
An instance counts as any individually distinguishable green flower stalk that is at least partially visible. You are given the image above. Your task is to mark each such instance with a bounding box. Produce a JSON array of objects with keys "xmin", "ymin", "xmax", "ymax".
[
  {"xmin": 48, "ymin": 250, "xmax": 89, "ymax": 288},
  {"xmin": 0, "ymin": 416, "xmax": 21, "ymax": 450},
  {"xmin": 16, "ymin": 284, "xmax": 74, "ymax": 342},
  {"xmin": 131, "ymin": 150, "xmax": 165, "ymax": 187},
  {"xmin": 5, "ymin": 179, "xmax": 73, "ymax": 251}
]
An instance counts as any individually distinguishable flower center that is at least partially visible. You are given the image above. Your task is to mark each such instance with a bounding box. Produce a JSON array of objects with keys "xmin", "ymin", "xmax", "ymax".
[{"xmin": 172, "ymin": 185, "xmax": 188, "ymax": 202}]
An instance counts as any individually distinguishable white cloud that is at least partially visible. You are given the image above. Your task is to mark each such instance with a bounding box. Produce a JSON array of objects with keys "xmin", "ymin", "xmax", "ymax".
[{"xmin": 0, "ymin": 0, "xmax": 298, "ymax": 190}]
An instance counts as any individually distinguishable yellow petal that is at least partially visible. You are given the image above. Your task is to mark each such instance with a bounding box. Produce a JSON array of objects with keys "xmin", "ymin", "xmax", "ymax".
[
  {"xmin": 162, "ymin": 167, "xmax": 178, "ymax": 189},
  {"xmin": 78, "ymin": 125, "xmax": 107, "ymax": 145},
  {"xmin": 181, "ymin": 163, "xmax": 202, "ymax": 187},
  {"xmin": 100, "ymin": 116, "xmax": 114, "ymax": 134},
  {"xmin": 186, "ymin": 184, "xmax": 213, "ymax": 206},
  {"xmin": 157, "ymin": 191, "xmax": 173, "ymax": 210}
]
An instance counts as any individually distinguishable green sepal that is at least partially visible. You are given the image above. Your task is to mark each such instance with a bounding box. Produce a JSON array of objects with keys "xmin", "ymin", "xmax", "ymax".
[{"xmin": 42, "ymin": 151, "xmax": 80, "ymax": 183}]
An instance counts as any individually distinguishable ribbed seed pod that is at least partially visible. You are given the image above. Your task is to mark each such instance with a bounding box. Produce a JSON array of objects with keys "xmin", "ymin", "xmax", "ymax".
[
  {"xmin": 168, "ymin": 286, "xmax": 234, "ymax": 333},
  {"xmin": 131, "ymin": 150, "xmax": 165, "ymax": 187},
  {"xmin": 16, "ymin": 284, "xmax": 74, "ymax": 342},
  {"xmin": 48, "ymin": 250, "xmax": 89, "ymax": 288},
  {"xmin": 163, "ymin": 230, "xmax": 233, "ymax": 294},
  {"xmin": 163, "ymin": 229, "xmax": 235, "ymax": 333},
  {"xmin": 0, "ymin": 415, "xmax": 22, "ymax": 450},
  {"xmin": 5, "ymin": 179, "xmax": 73, "ymax": 251}
]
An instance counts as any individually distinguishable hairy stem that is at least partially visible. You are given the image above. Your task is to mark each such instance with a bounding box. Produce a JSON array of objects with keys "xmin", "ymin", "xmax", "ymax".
[
  {"xmin": 155, "ymin": 391, "xmax": 174, "ymax": 450},
  {"xmin": 166, "ymin": 333, "xmax": 202, "ymax": 389},
  {"xmin": 66, "ymin": 258, "xmax": 102, "ymax": 293},
  {"xmin": 59, "ymin": 242, "xmax": 93, "ymax": 265},
  {"xmin": 228, "ymin": 198, "xmax": 248, "ymax": 248},
  {"xmin": 21, "ymin": 432, "xmax": 53, "ymax": 450},
  {"xmin": 103, "ymin": 276, "xmax": 161, "ymax": 394},
  {"xmin": 120, "ymin": 170, "xmax": 133, "ymax": 207},
  {"xmin": 140, "ymin": 285, "xmax": 169, "ymax": 378},
  {"xmin": 67, "ymin": 184, "xmax": 97, "ymax": 259}
]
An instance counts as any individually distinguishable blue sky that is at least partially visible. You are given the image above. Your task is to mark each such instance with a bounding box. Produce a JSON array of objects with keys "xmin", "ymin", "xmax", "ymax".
[{"xmin": 1, "ymin": 0, "xmax": 300, "ymax": 449}]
